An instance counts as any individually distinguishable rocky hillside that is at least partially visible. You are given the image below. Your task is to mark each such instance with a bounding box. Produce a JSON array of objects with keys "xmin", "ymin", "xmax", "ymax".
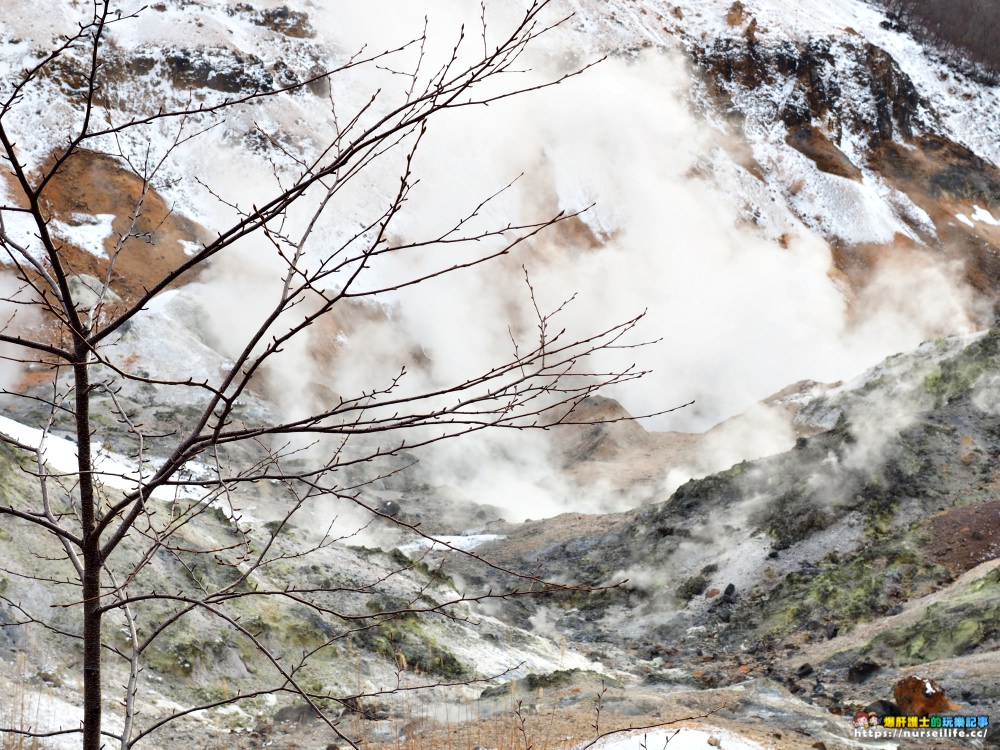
[
  {"xmin": 592, "ymin": 0, "xmax": 1000, "ymax": 309},
  {"xmin": 441, "ymin": 325, "xmax": 1000, "ymax": 745},
  {"xmin": 4, "ymin": 0, "xmax": 1000, "ymax": 428}
]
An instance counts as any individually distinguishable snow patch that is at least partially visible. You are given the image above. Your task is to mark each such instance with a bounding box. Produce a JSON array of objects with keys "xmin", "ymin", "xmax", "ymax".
[
  {"xmin": 0, "ymin": 414, "xmax": 192, "ymax": 501},
  {"xmin": 179, "ymin": 239, "xmax": 203, "ymax": 256},
  {"xmin": 50, "ymin": 213, "xmax": 116, "ymax": 258},
  {"xmin": 397, "ymin": 533, "xmax": 505, "ymax": 555},
  {"xmin": 971, "ymin": 205, "xmax": 1000, "ymax": 226},
  {"xmin": 0, "ymin": 205, "xmax": 43, "ymax": 263}
]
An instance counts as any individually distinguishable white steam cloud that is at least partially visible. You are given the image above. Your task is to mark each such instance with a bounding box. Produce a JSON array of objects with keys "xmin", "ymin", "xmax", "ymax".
[{"xmin": 128, "ymin": 1, "xmax": 986, "ymax": 522}]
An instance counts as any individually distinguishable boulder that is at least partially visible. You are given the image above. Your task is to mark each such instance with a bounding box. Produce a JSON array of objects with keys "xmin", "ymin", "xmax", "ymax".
[{"xmin": 893, "ymin": 676, "xmax": 961, "ymax": 716}]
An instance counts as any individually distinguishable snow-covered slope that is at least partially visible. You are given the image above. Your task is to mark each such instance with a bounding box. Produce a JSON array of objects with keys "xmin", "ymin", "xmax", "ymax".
[
  {"xmin": 3, "ymin": 0, "xmax": 999, "ymax": 444},
  {"xmin": 572, "ymin": 0, "xmax": 1000, "ymax": 167}
]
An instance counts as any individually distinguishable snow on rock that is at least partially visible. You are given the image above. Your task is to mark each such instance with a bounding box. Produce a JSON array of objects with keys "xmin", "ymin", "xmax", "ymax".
[
  {"xmin": 772, "ymin": 148, "xmax": 918, "ymax": 244},
  {"xmin": 397, "ymin": 533, "xmax": 506, "ymax": 556},
  {"xmin": 50, "ymin": 213, "xmax": 116, "ymax": 258},
  {"xmin": 0, "ymin": 413, "xmax": 188, "ymax": 501},
  {"xmin": 442, "ymin": 611, "xmax": 603, "ymax": 682},
  {"xmin": 0, "ymin": 183, "xmax": 44, "ymax": 261},
  {"xmin": 615, "ymin": 0, "xmax": 1000, "ymax": 168},
  {"xmin": 564, "ymin": 0, "xmax": 1000, "ymax": 251},
  {"xmin": 99, "ymin": 287, "xmax": 234, "ymax": 405},
  {"xmin": 971, "ymin": 205, "xmax": 1000, "ymax": 226}
]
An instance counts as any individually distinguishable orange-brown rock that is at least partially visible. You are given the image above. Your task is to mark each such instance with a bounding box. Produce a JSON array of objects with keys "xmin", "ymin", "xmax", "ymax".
[{"xmin": 893, "ymin": 676, "xmax": 962, "ymax": 716}]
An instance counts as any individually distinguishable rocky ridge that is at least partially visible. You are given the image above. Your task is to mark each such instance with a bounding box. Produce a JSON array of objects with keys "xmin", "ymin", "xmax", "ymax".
[{"xmin": 440, "ymin": 325, "xmax": 1000, "ymax": 746}]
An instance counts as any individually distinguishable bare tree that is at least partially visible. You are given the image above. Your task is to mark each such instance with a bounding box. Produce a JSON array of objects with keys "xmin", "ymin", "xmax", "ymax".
[
  {"xmin": 877, "ymin": 0, "xmax": 1000, "ymax": 81},
  {"xmin": 0, "ymin": 2, "xmax": 667, "ymax": 749}
]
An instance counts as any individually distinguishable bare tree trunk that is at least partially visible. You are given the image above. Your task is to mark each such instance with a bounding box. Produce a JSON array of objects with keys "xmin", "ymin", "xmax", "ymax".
[
  {"xmin": 75, "ymin": 354, "xmax": 103, "ymax": 750},
  {"xmin": 83, "ymin": 560, "xmax": 103, "ymax": 750}
]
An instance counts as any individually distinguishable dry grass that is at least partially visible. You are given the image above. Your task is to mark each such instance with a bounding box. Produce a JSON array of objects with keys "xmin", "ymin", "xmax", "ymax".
[
  {"xmin": 0, "ymin": 655, "xmax": 43, "ymax": 750},
  {"xmin": 364, "ymin": 693, "xmax": 589, "ymax": 750},
  {"xmin": 259, "ymin": 681, "xmax": 699, "ymax": 750}
]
